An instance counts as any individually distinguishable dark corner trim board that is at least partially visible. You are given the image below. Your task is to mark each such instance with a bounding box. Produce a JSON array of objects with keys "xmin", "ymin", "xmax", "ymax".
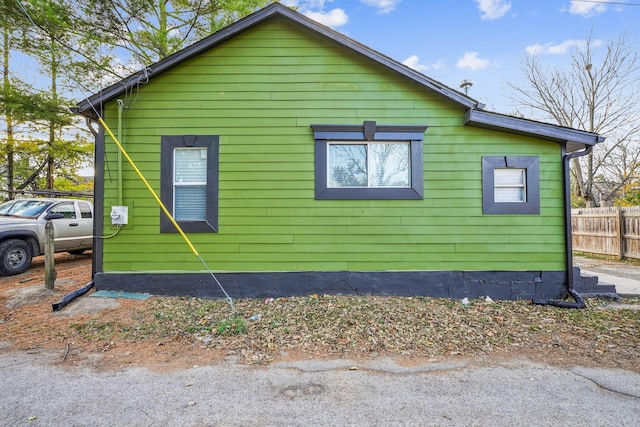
[
  {"xmin": 94, "ymin": 270, "xmax": 567, "ymax": 300},
  {"xmin": 93, "ymin": 122, "xmax": 106, "ymax": 277}
]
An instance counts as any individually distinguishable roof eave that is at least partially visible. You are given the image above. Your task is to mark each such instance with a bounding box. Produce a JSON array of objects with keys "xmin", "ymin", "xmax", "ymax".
[{"xmin": 464, "ymin": 109, "xmax": 605, "ymax": 152}]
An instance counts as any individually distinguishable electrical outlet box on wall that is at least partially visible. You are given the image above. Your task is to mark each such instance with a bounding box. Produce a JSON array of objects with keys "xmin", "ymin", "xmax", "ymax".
[{"xmin": 110, "ymin": 206, "xmax": 129, "ymax": 225}]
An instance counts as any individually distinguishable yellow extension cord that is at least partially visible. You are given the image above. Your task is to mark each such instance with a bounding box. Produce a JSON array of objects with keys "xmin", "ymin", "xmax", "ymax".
[{"xmin": 99, "ymin": 117, "xmax": 199, "ymax": 256}]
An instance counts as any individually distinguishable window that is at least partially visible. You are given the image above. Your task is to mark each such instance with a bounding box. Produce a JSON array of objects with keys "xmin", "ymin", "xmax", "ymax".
[
  {"xmin": 312, "ymin": 121, "xmax": 427, "ymax": 200},
  {"xmin": 482, "ymin": 156, "xmax": 540, "ymax": 214},
  {"xmin": 174, "ymin": 148, "xmax": 207, "ymax": 220},
  {"xmin": 328, "ymin": 142, "xmax": 410, "ymax": 188},
  {"xmin": 161, "ymin": 135, "xmax": 219, "ymax": 233},
  {"xmin": 50, "ymin": 203, "xmax": 76, "ymax": 219},
  {"xmin": 494, "ymin": 168, "xmax": 526, "ymax": 202},
  {"xmin": 79, "ymin": 202, "xmax": 93, "ymax": 219},
  {"xmin": 0, "ymin": 199, "xmax": 50, "ymax": 218}
]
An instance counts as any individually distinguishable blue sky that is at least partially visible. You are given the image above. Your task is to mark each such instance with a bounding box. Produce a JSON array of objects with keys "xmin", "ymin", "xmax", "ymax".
[
  {"xmin": 282, "ymin": 0, "xmax": 640, "ymax": 114},
  {"xmin": 9, "ymin": 0, "xmax": 639, "ymax": 116}
]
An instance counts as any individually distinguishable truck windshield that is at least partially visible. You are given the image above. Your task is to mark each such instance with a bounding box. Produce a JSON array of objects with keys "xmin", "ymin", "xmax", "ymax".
[{"xmin": 0, "ymin": 200, "xmax": 53, "ymax": 218}]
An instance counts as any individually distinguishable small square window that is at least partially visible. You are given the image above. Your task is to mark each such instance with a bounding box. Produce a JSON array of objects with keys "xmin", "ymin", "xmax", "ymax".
[
  {"xmin": 494, "ymin": 168, "xmax": 526, "ymax": 203},
  {"xmin": 482, "ymin": 156, "xmax": 540, "ymax": 214}
]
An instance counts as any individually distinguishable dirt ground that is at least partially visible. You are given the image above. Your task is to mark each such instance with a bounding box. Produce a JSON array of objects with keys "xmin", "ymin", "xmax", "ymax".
[
  {"xmin": 1, "ymin": 254, "xmax": 639, "ymax": 372},
  {"xmin": 0, "ymin": 253, "xmax": 216, "ymax": 371}
]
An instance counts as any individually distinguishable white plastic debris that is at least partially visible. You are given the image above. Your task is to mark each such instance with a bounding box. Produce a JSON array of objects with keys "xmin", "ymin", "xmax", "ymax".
[
  {"xmin": 485, "ymin": 296, "xmax": 494, "ymax": 303},
  {"xmin": 461, "ymin": 297, "xmax": 470, "ymax": 306}
]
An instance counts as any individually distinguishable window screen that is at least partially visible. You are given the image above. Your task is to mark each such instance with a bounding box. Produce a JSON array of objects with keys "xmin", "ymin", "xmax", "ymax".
[
  {"xmin": 174, "ymin": 148, "xmax": 207, "ymax": 221},
  {"xmin": 494, "ymin": 168, "xmax": 526, "ymax": 203},
  {"xmin": 161, "ymin": 135, "xmax": 219, "ymax": 233}
]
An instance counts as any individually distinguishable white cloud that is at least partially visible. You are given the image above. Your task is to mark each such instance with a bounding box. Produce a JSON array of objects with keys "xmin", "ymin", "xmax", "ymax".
[
  {"xmin": 525, "ymin": 39, "xmax": 604, "ymax": 55},
  {"xmin": 305, "ymin": 8, "xmax": 349, "ymax": 27},
  {"xmin": 569, "ymin": 0, "xmax": 609, "ymax": 16},
  {"xmin": 402, "ymin": 55, "xmax": 445, "ymax": 73},
  {"xmin": 283, "ymin": 1, "xmax": 349, "ymax": 28},
  {"xmin": 474, "ymin": 0, "xmax": 511, "ymax": 20},
  {"xmin": 456, "ymin": 52, "xmax": 491, "ymax": 70},
  {"xmin": 281, "ymin": 0, "xmax": 328, "ymax": 8},
  {"xmin": 359, "ymin": 0, "xmax": 402, "ymax": 14}
]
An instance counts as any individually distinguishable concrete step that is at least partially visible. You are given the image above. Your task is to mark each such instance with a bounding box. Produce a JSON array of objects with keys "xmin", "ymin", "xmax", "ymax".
[
  {"xmin": 573, "ymin": 266, "xmax": 619, "ymax": 296},
  {"xmin": 574, "ymin": 284, "xmax": 618, "ymax": 294}
]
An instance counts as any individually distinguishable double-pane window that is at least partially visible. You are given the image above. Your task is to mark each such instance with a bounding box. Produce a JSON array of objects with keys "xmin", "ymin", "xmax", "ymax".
[
  {"xmin": 312, "ymin": 122, "xmax": 427, "ymax": 200},
  {"xmin": 328, "ymin": 142, "xmax": 410, "ymax": 188}
]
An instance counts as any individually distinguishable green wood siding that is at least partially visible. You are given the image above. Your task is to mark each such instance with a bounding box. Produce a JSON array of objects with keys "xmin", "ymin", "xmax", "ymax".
[{"xmin": 100, "ymin": 17, "xmax": 565, "ymax": 273}]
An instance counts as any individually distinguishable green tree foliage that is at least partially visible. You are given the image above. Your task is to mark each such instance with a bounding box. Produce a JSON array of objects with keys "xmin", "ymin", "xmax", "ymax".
[
  {"xmin": 613, "ymin": 182, "xmax": 640, "ymax": 206},
  {"xmin": 1, "ymin": 0, "xmax": 29, "ymax": 200},
  {"xmin": 2, "ymin": 0, "xmax": 275, "ymax": 201},
  {"xmin": 83, "ymin": 0, "xmax": 272, "ymax": 65},
  {"xmin": 1, "ymin": 0, "xmax": 93, "ymax": 201}
]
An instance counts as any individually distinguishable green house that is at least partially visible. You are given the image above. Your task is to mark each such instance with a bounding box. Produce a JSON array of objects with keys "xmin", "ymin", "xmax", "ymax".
[{"xmin": 75, "ymin": 3, "xmax": 603, "ymax": 300}]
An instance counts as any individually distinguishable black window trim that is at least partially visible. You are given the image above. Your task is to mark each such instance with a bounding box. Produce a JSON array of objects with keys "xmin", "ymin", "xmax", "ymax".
[
  {"xmin": 311, "ymin": 121, "xmax": 427, "ymax": 200},
  {"xmin": 482, "ymin": 156, "xmax": 540, "ymax": 214},
  {"xmin": 160, "ymin": 135, "xmax": 219, "ymax": 233}
]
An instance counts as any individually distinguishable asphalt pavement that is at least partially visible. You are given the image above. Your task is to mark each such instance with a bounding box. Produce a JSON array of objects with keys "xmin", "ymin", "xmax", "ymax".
[{"xmin": 1, "ymin": 349, "xmax": 639, "ymax": 426}]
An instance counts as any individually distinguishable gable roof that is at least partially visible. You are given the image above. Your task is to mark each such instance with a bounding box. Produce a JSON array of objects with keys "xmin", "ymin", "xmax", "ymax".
[{"xmin": 74, "ymin": 2, "xmax": 603, "ymax": 150}]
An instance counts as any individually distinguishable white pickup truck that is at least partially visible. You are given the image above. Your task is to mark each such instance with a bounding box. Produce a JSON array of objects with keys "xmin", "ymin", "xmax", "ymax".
[{"xmin": 0, "ymin": 198, "xmax": 93, "ymax": 276}]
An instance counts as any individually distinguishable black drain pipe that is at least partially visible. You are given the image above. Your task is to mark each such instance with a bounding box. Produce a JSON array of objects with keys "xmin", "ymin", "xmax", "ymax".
[
  {"xmin": 533, "ymin": 145, "xmax": 592, "ymax": 309},
  {"xmin": 52, "ymin": 281, "xmax": 95, "ymax": 312}
]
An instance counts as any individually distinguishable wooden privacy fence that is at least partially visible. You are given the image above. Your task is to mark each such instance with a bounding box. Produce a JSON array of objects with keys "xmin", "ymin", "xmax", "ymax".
[{"xmin": 571, "ymin": 206, "xmax": 640, "ymax": 259}]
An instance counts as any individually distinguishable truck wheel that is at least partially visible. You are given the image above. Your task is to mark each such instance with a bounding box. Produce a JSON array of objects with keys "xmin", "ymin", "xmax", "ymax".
[{"xmin": 0, "ymin": 239, "xmax": 33, "ymax": 276}]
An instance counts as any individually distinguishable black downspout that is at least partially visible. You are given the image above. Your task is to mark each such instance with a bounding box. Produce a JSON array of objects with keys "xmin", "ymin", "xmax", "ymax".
[
  {"xmin": 85, "ymin": 117, "xmax": 99, "ymax": 280},
  {"xmin": 52, "ymin": 281, "xmax": 95, "ymax": 311},
  {"xmin": 533, "ymin": 144, "xmax": 593, "ymax": 309}
]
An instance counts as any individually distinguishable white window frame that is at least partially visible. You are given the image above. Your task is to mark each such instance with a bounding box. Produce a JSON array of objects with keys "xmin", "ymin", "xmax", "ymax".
[
  {"xmin": 493, "ymin": 168, "xmax": 527, "ymax": 203},
  {"xmin": 173, "ymin": 147, "xmax": 208, "ymax": 221}
]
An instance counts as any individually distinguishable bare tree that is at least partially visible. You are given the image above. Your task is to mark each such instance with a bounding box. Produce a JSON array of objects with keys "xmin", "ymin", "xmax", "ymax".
[{"xmin": 509, "ymin": 33, "xmax": 640, "ymax": 207}]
